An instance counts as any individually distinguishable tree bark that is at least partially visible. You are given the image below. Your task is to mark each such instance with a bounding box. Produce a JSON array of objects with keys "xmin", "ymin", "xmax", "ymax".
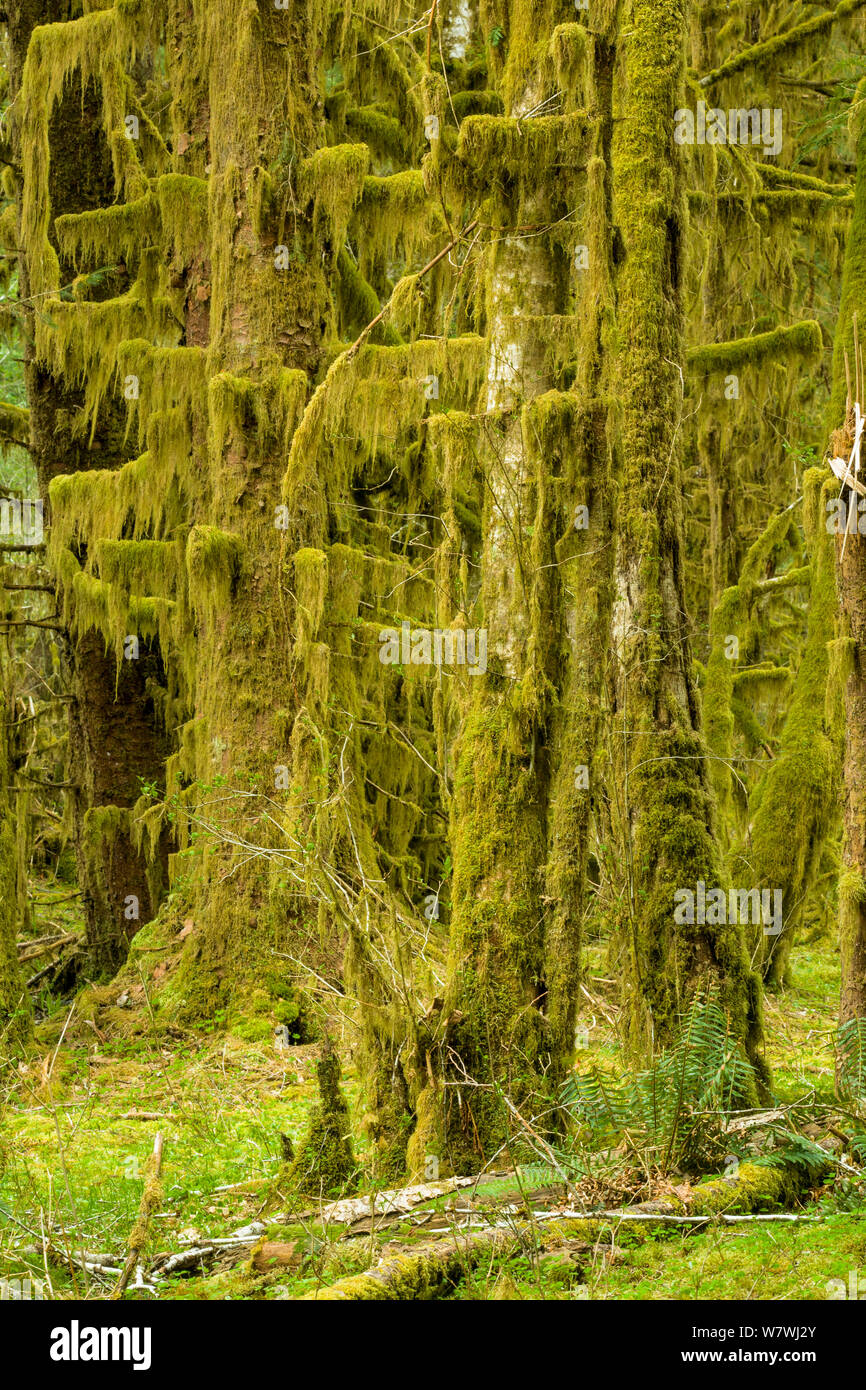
[
  {"xmin": 610, "ymin": 0, "xmax": 763, "ymax": 1078},
  {"xmin": 8, "ymin": 0, "xmax": 170, "ymax": 973}
]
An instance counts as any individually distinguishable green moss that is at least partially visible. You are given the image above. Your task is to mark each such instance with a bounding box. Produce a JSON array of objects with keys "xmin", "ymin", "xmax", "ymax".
[
  {"xmin": 703, "ymin": 510, "xmax": 798, "ymax": 830},
  {"xmin": 827, "ymin": 77, "xmax": 866, "ymax": 428},
  {"xmin": 336, "ymin": 249, "xmax": 401, "ymax": 345},
  {"xmin": 55, "ymin": 194, "xmax": 159, "ymax": 270},
  {"xmin": 748, "ymin": 472, "xmax": 841, "ymax": 988},
  {"xmin": 457, "ymin": 111, "xmax": 590, "ymax": 192},
  {"xmin": 697, "ymin": 0, "xmax": 866, "ymax": 91},
  {"xmin": 185, "ymin": 525, "xmax": 243, "ymax": 615},
  {"xmin": 353, "ymin": 171, "xmax": 436, "ymax": 275},
  {"xmin": 450, "ymin": 90, "xmax": 504, "ymax": 121},
  {"xmin": 280, "ymin": 1039, "xmax": 358, "ymax": 1199},
  {"xmin": 292, "ymin": 547, "xmax": 328, "ymax": 652},
  {"xmin": 97, "ymin": 539, "xmax": 183, "ymax": 598},
  {"xmin": 549, "ymin": 23, "xmax": 591, "ymax": 95},
  {"xmin": 690, "ymin": 1160, "xmax": 811, "ymax": 1215},
  {"xmin": 156, "ymin": 174, "xmax": 209, "ymax": 264},
  {"xmin": 688, "ymin": 321, "xmax": 822, "ymax": 376},
  {"xmin": 41, "ymin": 291, "xmax": 179, "ymax": 438},
  {"xmin": 297, "ymin": 143, "xmax": 369, "ymax": 249},
  {"xmin": 0, "ymin": 402, "xmax": 30, "ymax": 447},
  {"xmin": 612, "ymin": 0, "xmax": 762, "ymax": 1075},
  {"xmin": 343, "ymin": 105, "xmax": 408, "ymax": 164},
  {"xmin": 0, "ymin": 685, "xmax": 30, "ymax": 1043}
]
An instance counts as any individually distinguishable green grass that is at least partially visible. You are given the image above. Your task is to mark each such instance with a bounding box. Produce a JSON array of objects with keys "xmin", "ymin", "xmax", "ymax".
[{"xmin": 1, "ymin": 926, "xmax": 862, "ymax": 1301}]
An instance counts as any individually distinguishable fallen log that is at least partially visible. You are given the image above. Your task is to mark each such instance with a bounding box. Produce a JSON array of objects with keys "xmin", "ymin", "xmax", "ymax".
[
  {"xmin": 300, "ymin": 1223, "xmax": 530, "ymax": 1300},
  {"xmin": 282, "ymin": 1177, "xmax": 476, "ymax": 1230},
  {"xmin": 300, "ymin": 1158, "xmax": 825, "ymax": 1300},
  {"xmin": 112, "ymin": 1132, "xmax": 164, "ymax": 1300}
]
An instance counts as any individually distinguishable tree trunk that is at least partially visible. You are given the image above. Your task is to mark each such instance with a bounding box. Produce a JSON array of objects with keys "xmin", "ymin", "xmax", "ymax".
[
  {"xmin": 410, "ymin": 0, "xmax": 614, "ymax": 1176},
  {"xmin": 0, "ymin": 677, "xmax": 30, "ymax": 1039},
  {"xmin": 829, "ymin": 81, "xmax": 866, "ymax": 1032},
  {"xmin": 8, "ymin": 0, "xmax": 170, "ymax": 973},
  {"xmin": 610, "ymin": 0, "xmax": 763, "ymax": 1080}
]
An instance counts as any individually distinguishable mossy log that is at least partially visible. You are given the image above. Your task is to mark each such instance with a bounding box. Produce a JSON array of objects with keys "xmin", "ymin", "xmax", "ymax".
[
  {"xmin": 301, "ymin": 1157, "xmax": 823, "ymax": 1300},
  {"xmin": 300, "ymin": 1225, "xmax": 528, "ymax": 1301}
]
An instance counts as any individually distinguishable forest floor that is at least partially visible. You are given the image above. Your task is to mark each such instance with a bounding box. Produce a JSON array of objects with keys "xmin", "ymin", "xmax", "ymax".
[{"xmin": 2, "ymin": 896, "xmax": 865, "ymax": 1301}]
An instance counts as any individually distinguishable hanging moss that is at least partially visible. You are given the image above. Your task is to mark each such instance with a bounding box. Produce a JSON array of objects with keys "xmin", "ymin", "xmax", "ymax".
[
  {"xmin": 352, "ymin": 171, "xmax": 439, "ymax": 277},
  {"xmin": 0, "ymin": 401, "xmax": 29, "ymax": 447},
  {"xmin": 39, "ymin": 290, "xmax": 179, "ymax": 437},
  {"xmin": 117, "ymin": 342, "xmax": 207, "ymax": 441},
  {"xmin": 748, "ymin": 470, "xmax": 841, "ymax": 987},
  {"xmin": 19, "ymin": 2, "xmax": 166, "ymax": 353},
  {"xmin": 155, "ymin": 174, "xmax": 209, "ymax": 265},
  {"xmin": 549, "ymin": 23, "xmax": 591, "ymax": 95},
  {"xmin": 185, "ymin": 525, "xmax": 243, "ymax": 615},
  {"xmin": 98, "ymin": 538, "xmax": 183, "ymax": 598},
  {"xmin": 55, "ymin": 193, "xmax": 159, "ymax": 271},
  {"xmin": 456, "ymin": 111, "xmax": 590, "ymax": 191},
  {"xmin": 297, "ymin": 143, "xmax": 370, "ymax": 248},
  {"xmin": 343, "ymin": 105, "xmax": 409, "ymax": 165}
]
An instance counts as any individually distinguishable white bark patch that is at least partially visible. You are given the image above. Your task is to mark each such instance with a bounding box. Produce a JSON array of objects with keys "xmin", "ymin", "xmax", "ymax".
[{"xmin": 443, "ymin": 0, "xmax": 473, "ymax": 61}]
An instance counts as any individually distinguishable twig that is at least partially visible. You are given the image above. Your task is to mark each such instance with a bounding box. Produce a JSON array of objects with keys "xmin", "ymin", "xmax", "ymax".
[{"xmin": 112, "ymin": 1132, "xmax": 164, "ymax": 1300}]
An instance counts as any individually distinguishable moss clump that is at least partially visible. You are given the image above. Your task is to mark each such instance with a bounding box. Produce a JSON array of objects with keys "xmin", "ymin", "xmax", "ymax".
[
  {"xmin": 185, "ymin": 525, "xmax": 243, "ymax": 614},
  {"xmin": 688, "ymin": 320, "xmax": 822, "ymax": 377},
  {"xmin": 0, "ymin": 401, "xmax": 30, "ymax": 447},
  {"xmin": 690, "ymin": 1160, "xmax": 810, "ymax": 1215},
  {"xmin": 281, "ymin": 1038, "xmax": 358, "ymax": 1199},
  {"xmin": 457, "ymin": 112, "xmax": 590, "ymax": 191},
  {"xmin": 344, "ymin": 105, "xmax": 408, "ymax": 165},
  {"xmin": 297, "ymin": 143, "xmax": 370, "ymax": 248}
]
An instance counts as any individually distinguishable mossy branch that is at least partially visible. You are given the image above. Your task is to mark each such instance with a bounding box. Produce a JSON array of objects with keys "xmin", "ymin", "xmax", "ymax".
[
  {"xmin": 688, "ymin": 321, "xmax": 822, "ymax": 376},
  {"xmin": 112, "ymin": 1131, "xmax": 163, "ymax": 1300},
  {"xmin": 697, "ymin": 0, "xmax": 866, "ymax": 90}
]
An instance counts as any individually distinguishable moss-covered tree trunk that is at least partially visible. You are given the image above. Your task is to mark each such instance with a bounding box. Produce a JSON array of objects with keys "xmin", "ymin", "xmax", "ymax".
[
  {"xmin": 747, "ymin": 488, "xmax": 839, "ymax": 990},
  {"xmin": 430, "ymin": 207, "xmax": 557, "ymax": 1169},
  {"xmin": 830, "ymin": 83, "xmax": 866, "ymax": 1028},
  {"xmin": 0, "ymin": 676, "xmax": 30, "ymax": 1041},
  {"xmin": 541, "ymin": 26, "xmax": 617, "ymax": 1085},
  {"xmin": 836, "ymin": 524, "xmax": 866, "ymax": 1025},
  {"xmin": 409, "ymin": 2, "xmax": 616, "ymax": 1177},
  {"xmin": 610, "ymin": 0, "xmax": 762, "ymax": 1077},
  {"xmin": 9, "ymin": 0, "xmax": 170, "ymax": 973},
  {"xmin": 163, "ymin": 2, "xmax": 330, "ymax": 1024}
]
